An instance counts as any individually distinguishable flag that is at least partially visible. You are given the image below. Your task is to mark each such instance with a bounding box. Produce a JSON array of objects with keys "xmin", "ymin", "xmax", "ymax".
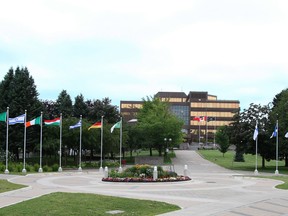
[
  {"xmin": 0, "ymin": 112, "xmax": 7, "ymax": 122},
  {"xmin": 200, "ymin": 116, "xmax": 207, "ymax": 121},
  {"xmin": 88, "ymin": 121, "xmax": 102, "ymax": 130},
  {"xmin": 253, "ymin": 124, "xmax": 258, "ymax": 140},
  {"xmin": 69, "ymin": 120, "xmax": 81, "ymax": 129},
  {"xmin": 285, "ymin": 132, "xmax": 288, "ymax": 138},
  {"xmin": 207, "ymin": 117, "xmax": 216, "ymax": 122},
  {"xmin": 8, "ymin": 114, "xmax": 25, "ymax": 125},
  {"xmin": 44, "ymin": 117, "xmax": 60, "ymax": 126},
  {"xmin": 193, "ymin": 116, "xmax": 200, "ymax": 121},
  {"xmin": 26, "ymin": 116, "xmax": 41, "ymax": 127},
  {"xmin": 270, "ymin": 124, "xmax": 278, "ymax": 138},
  {"xmin": 111, "ymin": 121, "xmax": 121, "ymax": 133}
]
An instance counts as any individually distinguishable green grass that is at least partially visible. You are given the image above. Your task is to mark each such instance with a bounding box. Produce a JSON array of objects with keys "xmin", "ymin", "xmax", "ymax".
[
  {"xmin": 198, "ymin": 149, "xmax": 288, "ymax": 174},
  {"xmin": 198, "ymin": 149, "xmax": 288, "ymax": 190},
  {"xmin": 0, "ymin": 192, "xmax": 180, "ymax": 216},
  {"xmin": 0, "ymin": 179, "xmax": 26, "ymax": 193}
]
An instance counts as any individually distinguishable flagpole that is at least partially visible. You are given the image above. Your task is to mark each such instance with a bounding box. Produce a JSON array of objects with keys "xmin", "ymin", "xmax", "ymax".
[
  {"xmin": 275, "ymin": 120, "xmax": 279, "ymax": 175},
  {"xmin": 39, "ymin": 112, "xmax": 43, "ymax": 172},
  {"xmin": 22, "ymin": 110, "xmax": 27, "ymax": 173},
  {"xmin": 254, "ymin": 122, "xmax": 258, "ymax": 175},
  {"xmin": 213, "ymin": 117, "xmax": 216, "ymax": 149},
  {"xmin": 198, "ymin": 121, "xmax": 200, "ymax": 144},
  {"xmin": 205, "ymin": 117, "xmax": 208, "ymax": 145},
  {"xmin": 4, "ymin": 107, "xmax": 9, "ymax": 174},
  {"xmin": 99, "ymin": 115, "xmax": 104, "ymax": 172},
  {"xmin": 58, "ymin": 113, "xmax": 63, "ymax": 172},
  {"xmin": 119, "ymin": 117, "xmax": 123, "ymax": 172},
  {"xmin": 78, "ymin": 115, "xmax": 82, "ymax": 172}
]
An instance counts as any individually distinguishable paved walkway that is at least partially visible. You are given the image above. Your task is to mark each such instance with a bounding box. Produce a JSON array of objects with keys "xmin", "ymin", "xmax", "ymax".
[{"xmin": 1, "ymin": 150, "xmax": 288, "ymax": 216}]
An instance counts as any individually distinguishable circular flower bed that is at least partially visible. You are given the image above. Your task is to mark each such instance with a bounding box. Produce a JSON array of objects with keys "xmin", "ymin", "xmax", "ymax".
[{"xmin": 102, "ymin": 164, "xmax": 191, "ymax": 182}]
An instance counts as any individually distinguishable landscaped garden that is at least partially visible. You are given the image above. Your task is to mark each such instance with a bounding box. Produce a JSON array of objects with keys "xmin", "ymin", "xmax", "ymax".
[{"xmin": 102, "ymin": 164, "xmax": 191, "ymax": 182}]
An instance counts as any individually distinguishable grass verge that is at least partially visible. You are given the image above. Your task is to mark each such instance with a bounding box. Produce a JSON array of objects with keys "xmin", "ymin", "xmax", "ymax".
[
  {"xmin": 198, "ymin": 149, "xmax": 288, "ymax": 189},
  {"xmin": 0, "ymin": 179, "xmax": 26, "ymax": 193},
  {"xmin": 0, "ymin": 192, "xmax": 180, "ymax": 216}
]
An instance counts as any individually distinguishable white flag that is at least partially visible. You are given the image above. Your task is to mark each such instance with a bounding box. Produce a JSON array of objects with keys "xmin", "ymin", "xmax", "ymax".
[
  {"xmin": 253, "ymin": 124, "xmax": 258, "ymax": 140},
  {"xmin": 8, "ymin": 114, "xmax": 25, "ymax": 125}
]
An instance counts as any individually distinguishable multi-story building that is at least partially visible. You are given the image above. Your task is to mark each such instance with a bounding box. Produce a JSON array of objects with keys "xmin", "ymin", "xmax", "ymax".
[{"xmin": 120, "ymin": 91, "xmax": 240, "ymax": 143}]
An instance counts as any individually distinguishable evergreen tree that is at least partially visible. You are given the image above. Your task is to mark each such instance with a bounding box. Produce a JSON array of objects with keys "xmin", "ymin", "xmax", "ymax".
[
  {"xmin": 0, "ymin": 67, "xmax": 42, "ymax": 160},
  {"xmin": 73, "ymin": 94, "xmax": 89, "ymax": 118},
  {"xmin": 55, "ymin": 90, "xmax": 73, "ymax": 118}
]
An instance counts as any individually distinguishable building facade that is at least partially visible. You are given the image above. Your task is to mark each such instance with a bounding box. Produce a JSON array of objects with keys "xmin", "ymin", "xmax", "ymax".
[{"xmin": 120, "ymin": 91, "xmax": 240, "ymax": 143}]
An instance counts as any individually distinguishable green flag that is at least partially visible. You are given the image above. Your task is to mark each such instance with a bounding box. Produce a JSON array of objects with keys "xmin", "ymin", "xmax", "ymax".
[
  {"xmin": 0, "ymin": 112, "xmax": 7, "ymax": 122},
  {"xmin": 110, "ymin": 121, "xmax": 121, "ymax": 133}
]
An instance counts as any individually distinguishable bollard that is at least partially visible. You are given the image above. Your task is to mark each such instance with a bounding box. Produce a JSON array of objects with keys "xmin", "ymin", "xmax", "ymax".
[
  {"xmin": 184, "ymin": 165, "xmax": 188, "ymax": 176},
  {"xmin": 153, "ymin": 166, "xmax": 158, "ymax": 181},
  {"xmin": 104, "ymin": 166, "xmax": 109, "ymax": 178}
]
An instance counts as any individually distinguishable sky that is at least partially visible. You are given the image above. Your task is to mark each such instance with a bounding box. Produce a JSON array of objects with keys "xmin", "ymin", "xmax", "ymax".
[{"xmin": 1, "ymin": 0, "xmax": 288, "ymax": 110}]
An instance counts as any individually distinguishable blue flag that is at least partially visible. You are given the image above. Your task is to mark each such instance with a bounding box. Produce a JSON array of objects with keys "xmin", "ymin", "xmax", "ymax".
[
  {"xmin": 69, "ymin": 120, "xmax": 81, "ymax": 129},
  {"xmin": 270, "ymin": 124, "xmax": 277, "ymax": 138},
  {"xmin": 8, "ymin": 114, "xmax": 25, "ymax": 125}
]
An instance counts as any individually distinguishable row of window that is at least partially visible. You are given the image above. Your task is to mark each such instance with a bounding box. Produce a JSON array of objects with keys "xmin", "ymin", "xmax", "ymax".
[
  {"xmin": 191, "ymin": 112, "xmax": 235, "ymax": 118},
  {"xmin": 191, "ymin": 102, "xmax": 239, "ymax": 109},
  {"xmin": 190, "ymin": 121, "xmax": 232, "ymax": 126}
]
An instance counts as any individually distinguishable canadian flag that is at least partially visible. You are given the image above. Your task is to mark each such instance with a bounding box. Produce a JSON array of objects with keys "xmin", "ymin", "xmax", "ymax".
[{"xmin": 193, "ymin": 116, "xmax": 200, "ymax": 121}]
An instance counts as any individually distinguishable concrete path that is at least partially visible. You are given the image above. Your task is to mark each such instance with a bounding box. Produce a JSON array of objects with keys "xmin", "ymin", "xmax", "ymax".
[{"xmin": 1, "ymin": 150, "xmax": 288, "ymax": 216}]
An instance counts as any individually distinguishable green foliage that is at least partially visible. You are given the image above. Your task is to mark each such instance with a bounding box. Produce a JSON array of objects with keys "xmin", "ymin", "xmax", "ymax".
[
  {"xmin": 43, "ymin": 165, "xmax": 49, "ymax": 172},
  {"xmin": 109, "ymin": 164, "xmax": 176, "ymax": 179},
  {"xmin": 52, "ymin": 164, "xmax": 59, "ymax": 172},
  {"xmin": 136, "ymin": 96, "xmax": 183, "ymax": 156},
  {"xmin": 215, "ymin": 126, "xmax": 230, "ymax": 157}
]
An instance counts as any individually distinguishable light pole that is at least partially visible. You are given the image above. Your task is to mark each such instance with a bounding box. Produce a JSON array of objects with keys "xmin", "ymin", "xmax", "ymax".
[{"xmin": 164, "ymin": 138, "xmax": 172, "ymax": 157}]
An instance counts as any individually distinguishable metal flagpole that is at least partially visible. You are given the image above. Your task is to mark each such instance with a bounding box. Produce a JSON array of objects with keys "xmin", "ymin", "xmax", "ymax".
[
  {"xmin": 119, "ymin": 117, "xmax": 123, "ymax": 172},
  {"xmin": 78, "ymin": 115, "xmax": 82, "ymax": 171},
  {"xmin": 205, "ymin": 117, "xmax": 208, "ymax": 145},
  {"xmin": 275, "ymin": 120, "xmax": 279, "ymax": 175},
  {"xmin": 254, "ymin": 122, "xmax": 258, "ymax": 175},
  {"xmin": 99, "ymin": 116, "xmax": 104, "ymax": 172},
  {"xmin": 58, "ymin": 113, "xmax": 63, "ymax": 172},
  {"xmin": 22, "ymin": 110, "xmax": 27, "ymax": 173},
  {"xmin": 198, "ymin": 121, "xmax": 200, "ymax": 144},
  {"xmin": 5, "ymin": 107, "xmax": 9, "ymax": 174},
  {"xmin": 39, "ymin": 112, "xmax": 43, "ymax": 172}
]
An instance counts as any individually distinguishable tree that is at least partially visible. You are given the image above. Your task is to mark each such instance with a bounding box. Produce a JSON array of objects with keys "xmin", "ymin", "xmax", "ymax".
[
  {"xmin": 137, "ymin": 96, "xmax": 183, "ymax": 156},
  {"xmin": 87, "ymin": 97, "xmax": 119, "ymax": 123},
  {"xmin": 55, "ymin": 90, "xmax": 73, "ymax": 118},
  {"xmin": 73, "ymin": 94, "xmax": 89, "ymax": 118},
  {"xmin": 0, "ymin": 67, "xmax": 42, "ymax": 160},
  {"xmin": 269, "ymin": 88, "xmax": 288, "ymax": 167},
  {"xmin": 216, "ymin": 126, "xmax": 230, "ymax": 157}
]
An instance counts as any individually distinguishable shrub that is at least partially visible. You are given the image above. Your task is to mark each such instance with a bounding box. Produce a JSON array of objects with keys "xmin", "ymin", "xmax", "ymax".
[
  {"xmin": 52, "ymin": 164, "xmax": 59, "ymax": 172},
  {"xmin": 43, "ymin": 165, "xmax": 49, "ymax": 172},
  {"xmin": 34, "ymin": 163, "xmax": 40, "ymax": 172}
]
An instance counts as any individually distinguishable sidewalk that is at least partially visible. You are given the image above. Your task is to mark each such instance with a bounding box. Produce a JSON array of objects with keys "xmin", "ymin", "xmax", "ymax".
[{"xmin": 1, "ymin": 150, "xmax": 288, "ymax": 216}]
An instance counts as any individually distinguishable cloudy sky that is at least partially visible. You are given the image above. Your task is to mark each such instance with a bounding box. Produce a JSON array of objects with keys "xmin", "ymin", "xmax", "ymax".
[{"xmin": 0, "ymin": 0, "xmax": 287, "ymax": 110}]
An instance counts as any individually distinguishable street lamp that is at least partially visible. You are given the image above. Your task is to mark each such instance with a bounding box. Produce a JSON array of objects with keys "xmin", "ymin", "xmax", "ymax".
[{"xmin": 164, "ymin": 138, "xmax": 172, "ymax": 157}]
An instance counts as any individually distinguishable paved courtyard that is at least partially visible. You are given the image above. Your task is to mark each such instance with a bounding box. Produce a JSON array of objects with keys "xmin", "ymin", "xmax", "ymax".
[{"xmin": 1, "ymin": 150, "xmax": 288, "ymax": 215}]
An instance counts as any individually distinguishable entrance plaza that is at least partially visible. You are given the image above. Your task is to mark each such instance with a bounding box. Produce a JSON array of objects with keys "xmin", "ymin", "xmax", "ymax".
[{"xmin": 1, "ymin": 150, "xmax": 288, "ymax": 216}]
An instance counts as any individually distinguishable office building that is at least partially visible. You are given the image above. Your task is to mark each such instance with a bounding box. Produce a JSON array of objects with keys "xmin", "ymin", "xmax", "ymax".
[{"xmin": 120, "ymin": 91, "xmax": 240, "ymax": 143}]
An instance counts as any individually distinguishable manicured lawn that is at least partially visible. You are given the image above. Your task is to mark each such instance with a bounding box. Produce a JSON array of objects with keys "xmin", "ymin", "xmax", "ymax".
[
  {"xmin": 198, "ymin": 149, "xmax": 288, "ymax": 190},
  {"xmin": 0, "ymin": 179, "xmax": 26, "ymax": 193},
  {"xmin": 198, "ymin": 149, "xmax": 288, "ymax": 174},
  {"xmin": 0, "ymin": 192, "xmax": 181, "ymax": 216}
]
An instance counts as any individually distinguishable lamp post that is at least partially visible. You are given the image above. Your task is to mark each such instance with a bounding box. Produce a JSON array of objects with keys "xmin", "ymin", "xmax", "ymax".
[{"xmin": 164, "ymin": 138, "xmax": 172, "ymax": 157}]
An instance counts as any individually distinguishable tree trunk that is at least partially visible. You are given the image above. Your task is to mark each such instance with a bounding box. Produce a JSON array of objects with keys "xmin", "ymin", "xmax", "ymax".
[
  {"xmin": 261, "ymin": 156, "xmax": 265, "ymax": 168},
  {"xmin": 285, "ymin": 154, "xmax": 288, "ymax": 167},
  {"xmin": 149, "ymin": 147, "xmax": 152, "ymax": 156}
]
